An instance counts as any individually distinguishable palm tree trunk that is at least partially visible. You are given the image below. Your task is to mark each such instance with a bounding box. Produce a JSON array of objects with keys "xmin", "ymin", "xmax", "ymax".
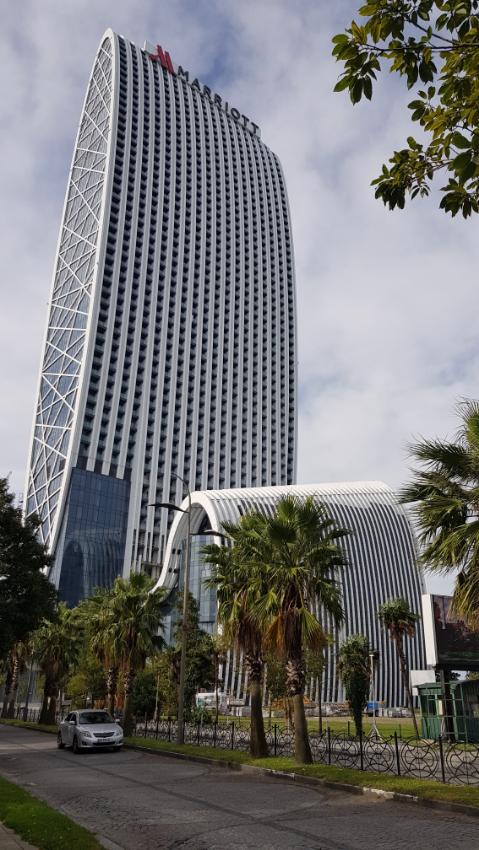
[
  {"xmin": 106, "ymin": 666, "xmax": 118, "ymax": 716},
  {"xmin": 245, "ymin": 653, "xmax": 268, "ymax": 757},
  {"xmin": 286, "ymin": 655, "xmax": 312, "ymax": 764},
  {"xmin": 395, "ymin": 636, "xmax": 419, "ymax": 738},
  {"xmin": 1, "ymin": 664, "xmax": 13, "ymax": 719},
  {"xmin": 123, "ymin": 668, "xmax": 135, "ymax": 736},
  {"xmin": 6, "ymin": 656, "xmax": 20, "ymax": 719},
  {"xmin": 40, "ymin": 675, "xmax": 57, "ymax": 725}
]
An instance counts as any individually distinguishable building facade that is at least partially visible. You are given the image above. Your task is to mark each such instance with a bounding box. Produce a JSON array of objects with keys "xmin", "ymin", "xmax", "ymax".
[
  {"xmin": 25, "ymin": 31, "xmax": 297, "ymax": 604},
  {"xmin": 154, "ymin": 482, "xmax": 427, "ymax": 708}
]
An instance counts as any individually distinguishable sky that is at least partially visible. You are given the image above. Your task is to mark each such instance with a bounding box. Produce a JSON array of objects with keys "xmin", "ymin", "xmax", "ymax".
[{"xmin": 2, "ymin": 0, "xmax": 476, "ymax": 594}]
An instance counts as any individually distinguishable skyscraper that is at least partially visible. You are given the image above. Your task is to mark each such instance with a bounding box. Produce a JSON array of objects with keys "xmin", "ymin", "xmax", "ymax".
[{"xmin": 25, "ymin": 30, "xmax": 297, "ymax": 604}]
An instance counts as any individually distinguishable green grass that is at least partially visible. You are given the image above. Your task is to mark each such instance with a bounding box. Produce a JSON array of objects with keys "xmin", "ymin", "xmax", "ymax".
[
  {"xmin": 0, "ymin": 775, "xmax": 103, "ymax": 850},
  {"xmin": 126, "ymin": 736, "xmax": 250, "ymax": 763},
  {"xmin": 0, "ymin": 718, "xmax": 57, "ymax": 734}
]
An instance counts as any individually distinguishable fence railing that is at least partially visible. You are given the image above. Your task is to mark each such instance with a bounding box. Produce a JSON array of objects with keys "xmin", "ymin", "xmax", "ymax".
[{"xmin": 132, "ymin": 717, "xmax": 479, "ymax": 786}]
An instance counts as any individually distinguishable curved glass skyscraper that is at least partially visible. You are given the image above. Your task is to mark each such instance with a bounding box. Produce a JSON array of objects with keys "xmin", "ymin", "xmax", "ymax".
[{"xmin": 25, "ymin": 30, "xmax": 297, "ymax": 604}]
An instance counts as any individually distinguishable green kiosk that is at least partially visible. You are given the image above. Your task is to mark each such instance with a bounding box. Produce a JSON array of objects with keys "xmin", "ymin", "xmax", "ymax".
[{"xmin": 421, "ymin": 594, "xmax": 479, "ymax": 742}]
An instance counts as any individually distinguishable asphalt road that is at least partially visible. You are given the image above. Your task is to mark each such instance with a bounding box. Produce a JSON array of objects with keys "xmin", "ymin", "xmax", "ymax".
[{"xmin": 0, "ymin": 725, "xmax": 478, "ymax": 850}]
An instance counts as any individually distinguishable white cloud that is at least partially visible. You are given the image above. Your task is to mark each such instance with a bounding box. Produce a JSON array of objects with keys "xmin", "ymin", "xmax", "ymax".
[{"xmin": 1, "ymin": 0, "xmax": 475, "ymax": 596}]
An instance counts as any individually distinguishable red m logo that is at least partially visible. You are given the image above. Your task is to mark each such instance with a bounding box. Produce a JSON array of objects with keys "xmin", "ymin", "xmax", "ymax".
[{"xmin": 149, "ymin": 44, "xmax": 174, "ymax": 74}]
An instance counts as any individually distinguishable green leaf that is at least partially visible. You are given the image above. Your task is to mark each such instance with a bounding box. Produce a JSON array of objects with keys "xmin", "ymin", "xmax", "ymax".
[
  {"xmin": 363, "ymin": 76, "xmax": 373, "ymax": 100},
  {"xmin": 333, "ymin": 76, "xmax": 351, "ymax": 93},
  {"xmin": 451, "ymin": 132, "xmax": 471, "ymax": 149},
  {"xmin": 351, "ymin": 78, "xmax": 363, "ymax": 104}
]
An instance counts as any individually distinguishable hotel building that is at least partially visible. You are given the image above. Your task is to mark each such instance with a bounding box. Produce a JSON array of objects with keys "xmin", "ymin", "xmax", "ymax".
[{"xmin": 24, "ymin": 31, "xmax": 297, "ymax": 603}]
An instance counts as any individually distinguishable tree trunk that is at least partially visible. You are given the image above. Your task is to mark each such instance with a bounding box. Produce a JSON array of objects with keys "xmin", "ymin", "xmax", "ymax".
[
  {"xmin": 6, "ymin": 656, "xmax": 20, "ymax": 718},
  {"xmin": 245, "ymin": 653, "xmax": 268, "ymax": 758},
  {"xmin": 39, "ymin": 675, "xmax": 57, "ymax": 725},
  {"xmin": 106, "ymin": 666, "xmax": 118, "ymax": 716},
  {"xmin": 395, "ymin": 636, "xmax": 419, "ymax": 738},
  {"xmin": 122, "ymin": 668, "xmax": 135, "ymax": 736},
  {"xmin": 1, "ymin": 664, "xmax": 13, "ymax": 719},
  {"xmin": 286, "ymin": 656, "xmax": 312, "ymax": 764}
]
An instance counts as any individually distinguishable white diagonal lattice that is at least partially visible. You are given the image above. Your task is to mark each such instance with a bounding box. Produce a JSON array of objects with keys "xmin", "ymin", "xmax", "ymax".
[{"xmin": 25, "ymin": 39, "xmax": 113, "ymax": 547}]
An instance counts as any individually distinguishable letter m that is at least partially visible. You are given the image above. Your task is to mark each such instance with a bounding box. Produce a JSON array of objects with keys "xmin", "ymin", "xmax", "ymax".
[{"xmin": 154, "ymin": 44, "xmax": 174, "ymax": 73}]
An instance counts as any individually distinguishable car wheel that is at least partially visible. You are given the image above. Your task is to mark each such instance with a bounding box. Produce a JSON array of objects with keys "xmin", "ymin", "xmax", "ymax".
[
  {"xmin": 72, "ymin": 736, "xmax": 81, "ymax": 754},
  {"xmin": 57, "ymin": 732, "xmax": 65, "ymax": 749}
]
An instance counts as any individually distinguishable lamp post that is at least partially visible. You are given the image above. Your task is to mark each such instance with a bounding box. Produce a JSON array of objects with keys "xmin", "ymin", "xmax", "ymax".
[{"xmin": 149, "ymin": 473, "xmax": 191, "ymax": 744}]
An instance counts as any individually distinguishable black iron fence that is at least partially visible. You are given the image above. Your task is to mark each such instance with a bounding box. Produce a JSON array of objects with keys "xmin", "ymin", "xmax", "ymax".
[
  {"xmin": 11, "ymin": 707, "xmax": 479, "ymax": 786},
  {"xmin": 132, "ymin": 717, "xmax": 479, "ymax": 786}
]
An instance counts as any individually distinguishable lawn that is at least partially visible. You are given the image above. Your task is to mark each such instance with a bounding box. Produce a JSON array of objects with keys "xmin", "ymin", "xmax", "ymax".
[{"xmin": 0, "ymin": 775, "xmax": 103, "ymax": 850}]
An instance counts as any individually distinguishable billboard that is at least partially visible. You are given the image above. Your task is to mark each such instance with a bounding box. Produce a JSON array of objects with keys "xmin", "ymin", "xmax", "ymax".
[{"xmin": 422, "ymin": 594, "xmax": 479, "ymax": 670}]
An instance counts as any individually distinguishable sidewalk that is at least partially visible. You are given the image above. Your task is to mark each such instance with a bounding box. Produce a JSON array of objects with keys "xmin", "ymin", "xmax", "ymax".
[{"xmin": 0, "ymin": 823, "xmax": 37, "ymax": 850}]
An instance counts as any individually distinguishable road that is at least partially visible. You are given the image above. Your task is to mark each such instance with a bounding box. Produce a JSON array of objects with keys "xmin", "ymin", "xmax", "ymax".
[{"xmin": 0, "ymin": 725, "xmax": 478, "ymax": 850}]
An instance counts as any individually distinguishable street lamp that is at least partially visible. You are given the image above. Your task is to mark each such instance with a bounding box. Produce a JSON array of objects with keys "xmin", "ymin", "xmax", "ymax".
[{"xmin": 149, "ymin": 473, "xmax": 191, "ymax": 744}]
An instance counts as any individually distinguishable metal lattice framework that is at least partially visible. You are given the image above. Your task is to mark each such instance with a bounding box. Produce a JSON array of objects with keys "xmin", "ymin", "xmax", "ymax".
[{"xmin": 25, "ymin": 38, "xmax": 113, "ymax": 547}]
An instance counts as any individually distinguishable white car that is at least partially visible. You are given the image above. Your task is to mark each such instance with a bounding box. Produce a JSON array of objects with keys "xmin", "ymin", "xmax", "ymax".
[{"xmin": 57, "ymin": 709, "xmax": 123, "ymax": 753}]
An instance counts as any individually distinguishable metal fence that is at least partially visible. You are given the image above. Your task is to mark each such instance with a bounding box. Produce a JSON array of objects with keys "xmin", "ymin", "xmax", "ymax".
[
  {"xmin": 12, "ymin": 707, "xmax": 479, "ymax": 786},
  {"xmin": 132, "ymin": 717, "xmax": 479, "ymax": 786}
]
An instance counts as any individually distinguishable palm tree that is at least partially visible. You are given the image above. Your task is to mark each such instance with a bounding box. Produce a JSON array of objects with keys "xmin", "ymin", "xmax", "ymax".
[
  {"xmin": 337, "ymin": 635, "xmax": 370, "ymax": 736},
  {"xmin": 401, "ymin": 399, "xmax": 479, "ymax": 626},
  {"xmin": 204, "ymin": 519, "xmax": 270, "ymax": 758},
  {"xmin": 3, "ymin": 641, "xmax": 30, "ymax": 718},
  {"xmin": 34, "ymin": 603, "xmax": 81, "ymax": 724},
  {"xmin": 231, "ymin": 496, "xmax": 348, "ymax": 764},
  {"xmin": 378, "ymin": 598, "xmax": 420, "ymax": 737},
  {"xmin": 79, "ymin": 590, "xmax": 120, "ymax": 715},
  {"xmin": 106, "ymin": 573, "xmax": 165, "ymax": 736}
]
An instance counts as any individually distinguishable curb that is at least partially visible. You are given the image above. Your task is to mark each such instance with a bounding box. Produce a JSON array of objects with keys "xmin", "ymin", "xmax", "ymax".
[
  {"xmin": 3, "ymin": 724, "xmax": 479, "ymax": 820},
  {"xmin": 125, "ymin": 743, "xmax": 479, "ymax": 820}
]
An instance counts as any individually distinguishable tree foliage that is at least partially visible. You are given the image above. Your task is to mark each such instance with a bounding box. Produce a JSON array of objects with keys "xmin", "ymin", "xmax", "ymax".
[
  {"xmin": 401, "ymin": 398, "xmax": 479, "ymax": 627},
  {"xmin": 207, "ymin": 496, "xmax": 348, "ymax": 764},
  {"xmin": 204, "ymin": 517, "xmax": 271, "ymax": 757},
  {"xmin": 34, "ymin": 603, "xmax": 82, "ymax": 724},
  {"xmin": 337, "ymin": 634, "xmax": 371, "ymax": 736},
  {"xmin": 378, "ymin": 597, "xmax": 420, "ymax": 735},
  {"xmin": 0, "ymin": 478, "xmax": 56, "ymax": 659},
  {"xmin": 170, "ymin": 593, "xmax": 215, "ymax": 720},
  {"xmin": 333, "ymin": 1, "xmax": 479, "ymax": 217}
]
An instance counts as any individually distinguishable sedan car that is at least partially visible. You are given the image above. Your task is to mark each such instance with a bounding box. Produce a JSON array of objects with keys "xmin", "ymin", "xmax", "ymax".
[{"xmin": 57, "ymin": 709, "xmax": 123, "ymax": 753}]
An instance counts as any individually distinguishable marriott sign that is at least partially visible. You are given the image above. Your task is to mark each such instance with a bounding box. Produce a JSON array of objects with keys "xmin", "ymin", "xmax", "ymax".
[{"xmin": 144, "ymin": 41, "xmax": 260, "ymax": 138}]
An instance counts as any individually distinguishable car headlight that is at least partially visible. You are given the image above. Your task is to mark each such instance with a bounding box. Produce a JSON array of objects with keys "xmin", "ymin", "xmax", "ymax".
[{"xmin": 81, "ymin": 730, "xmax": 93, "ymax": 738}]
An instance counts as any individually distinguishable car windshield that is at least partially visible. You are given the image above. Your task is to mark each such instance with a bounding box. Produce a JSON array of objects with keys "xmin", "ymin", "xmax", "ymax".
[{"xmin": 78, "ymin": 711, "xmax": 113, "ymax": 725}]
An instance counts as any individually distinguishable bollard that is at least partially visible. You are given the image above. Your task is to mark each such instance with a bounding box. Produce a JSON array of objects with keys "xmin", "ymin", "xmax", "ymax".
[
  {"xmin": 274, "ymin": 724, "xmax": 278, "ymax": 757},
  {"xmin": 327, "ymin": 726, "xmax": 332, "ymax": 765}
]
